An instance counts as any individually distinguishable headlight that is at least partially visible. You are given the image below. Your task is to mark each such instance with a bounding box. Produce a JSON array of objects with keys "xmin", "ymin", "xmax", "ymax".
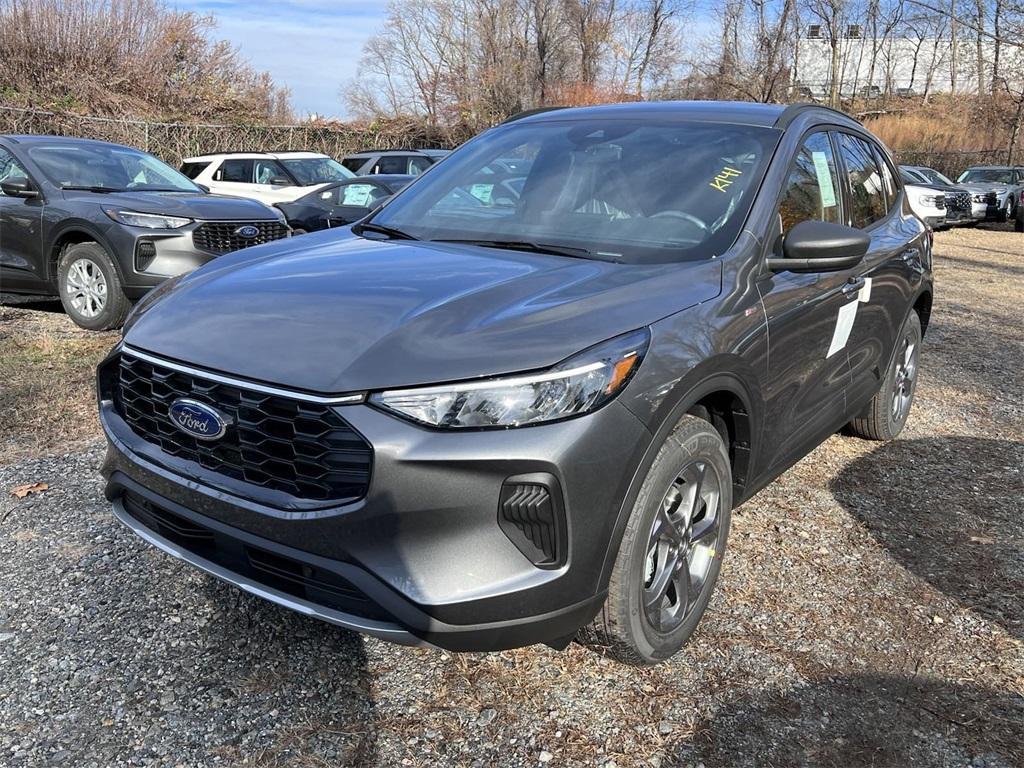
[
  {"xmin": 371, "ymin": 329, "xmax": 650, "ymax": 429},
  {"xmin": 918, "ymin": 194, "xmax": 943, "ymax": 207},
  {"xmin": 972, "ymin": 194, "xmax": 987, "ymax": 203},
  {"xmin": 104, "ymin": 209, "xmax": 192, "ymax": 229}
]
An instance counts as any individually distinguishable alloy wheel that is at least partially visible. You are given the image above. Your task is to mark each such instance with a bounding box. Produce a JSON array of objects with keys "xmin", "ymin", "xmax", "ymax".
[
  {"xmin": 642, "ymin": 459, "xmax": 722, "ymax": 633},
  {"xmin": 65, "ymin": 258, "xmax": 107, "ymax": 319},
  {"xmin": 891, "ymin": 333, "xmax": 918, "ymax": 422}
]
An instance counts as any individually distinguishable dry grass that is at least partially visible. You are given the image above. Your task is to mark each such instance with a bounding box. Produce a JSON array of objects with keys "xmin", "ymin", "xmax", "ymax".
[{"xmin": 0, "ymin": 300, "xmax": 116, "ymax": 464}]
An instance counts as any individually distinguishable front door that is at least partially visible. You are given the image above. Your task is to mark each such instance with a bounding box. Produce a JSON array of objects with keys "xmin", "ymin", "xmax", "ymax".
[
  {"xmin": 0, "ymin": 147, "xmax": 46, "ymax": 291},
  {"xmin": 756, "ymin": 130, "xmax": 858, "ymax": 473}
]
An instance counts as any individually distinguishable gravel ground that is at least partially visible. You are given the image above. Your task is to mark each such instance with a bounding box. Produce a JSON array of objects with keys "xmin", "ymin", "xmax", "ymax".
[{"xmin": 1, "ymin": 225, "xmax": 1022, "ymax": 767}]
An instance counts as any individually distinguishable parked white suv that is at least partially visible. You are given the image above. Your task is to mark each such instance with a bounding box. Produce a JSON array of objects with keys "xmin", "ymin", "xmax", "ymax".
[
  {"xmin": 903, "ymin": 183, "xmax": 947, "ymax": 229},
  {"xmin": 181, "ymin": 151, "xmax": 354, "ymax": 205}
]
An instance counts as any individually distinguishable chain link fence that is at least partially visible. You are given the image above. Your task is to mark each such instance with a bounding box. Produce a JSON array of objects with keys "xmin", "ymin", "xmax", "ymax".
[
  {"xmin": 0, "ymin": 106, "xmax": 454, "ymax": 165},
  {"xmin": 0, "ymin": 104, "xmax": 1008, "ymax": 179}
]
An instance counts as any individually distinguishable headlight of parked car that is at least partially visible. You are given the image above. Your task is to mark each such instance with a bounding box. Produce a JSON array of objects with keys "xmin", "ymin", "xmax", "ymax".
[
  {"xmin": 972, "ymin": 194, "xmax": 988, "ymax": 203},
  {"xmin": 371, "ymin": 328, "xmax": 650, "ymax": 429},
  {"xmin": 104, "ymin": 209, "xmax": 192, "ymax": 229},
  {"xmin": 918, "ymin": 194, "xmax": 944, "ymax": 207}
]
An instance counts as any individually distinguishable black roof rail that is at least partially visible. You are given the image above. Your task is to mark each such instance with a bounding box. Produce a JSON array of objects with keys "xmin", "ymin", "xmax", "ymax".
[
  {"xmin": 500, "ymin": 106, "xmax": 567, "ymax": 125},
  {"xmin": 774, "ymin": 102, "xmax": 861, "ymax": 129}
]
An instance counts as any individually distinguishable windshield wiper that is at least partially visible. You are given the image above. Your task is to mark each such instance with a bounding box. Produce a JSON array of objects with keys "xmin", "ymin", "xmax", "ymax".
[
  {"xmin": 60, "ymin": 185, "xmax": 126, "ymax": 193},
  {"xmin": 433, "ymin": 238, "xmax": 608, "ymax": 261},
  {"xmin": 354, "ymin": 222, "xmax": 418, "ymax": 240}
]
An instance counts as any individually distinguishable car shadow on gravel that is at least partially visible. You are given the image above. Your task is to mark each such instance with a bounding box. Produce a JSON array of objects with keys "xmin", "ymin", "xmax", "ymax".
[
  {"xmin": 830, "ymin": 437, "xmax": 1024, "ymax": 641},
  {"xmin": 187, "ymin": 577, "xmax": 380, "ymax": 764},
  {"xmin": 675, "ymin": 673, "xmax": 1024, "ymax": 767}
]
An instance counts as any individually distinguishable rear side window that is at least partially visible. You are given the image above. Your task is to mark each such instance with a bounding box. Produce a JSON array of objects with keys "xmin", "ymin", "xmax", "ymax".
[
  {"xmin": 873, "ymin": 147, "xmax": 899, "ymax": 210},
  {"xmin": 837, "ymin": 133, "xmax": 888, "ymax": 228},
  {"xmin": 179, "ymin": 161, "xmax": 210, "ymax": 179},
  {"xmin": 341, "ymin": 157, "xmax": 366, "ymax": 173},
  {"xmin": 778, "ymin": 131, "xmax": 842, "ymax": 234},
  {"xmin": 253, "ymin": 159, "xmax": 287, "ymax": 185},
  {"xmin": 374, "ymin": 155, "xmax": 411, "ymax": 174},
  {"xmin": 216, "ymin": 159, "xmax": 254, "ymax": 183}
]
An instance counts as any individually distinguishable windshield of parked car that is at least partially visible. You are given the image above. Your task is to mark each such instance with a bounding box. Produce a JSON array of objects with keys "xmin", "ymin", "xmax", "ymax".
[
  {"xmin": 366, "ymin": 118, "xmax": 780, "ymax": 263},
  {"xmin": 279, "ymin": 157, "xmax": 354, "ymax": 185},
  {"xmin": 959, "ymin": 168, "xmax": 1013, "ymax": 184},
  {"xmin": 919, "ymin": 168, "xmax": 954, "ymax": 186},
  {"xmin": 28, "ymin": 144, "xmax": 199, "ymax": 192}
]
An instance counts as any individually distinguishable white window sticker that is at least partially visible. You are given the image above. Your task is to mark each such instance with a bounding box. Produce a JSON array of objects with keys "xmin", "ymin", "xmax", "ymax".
[
  {"xmin": 812, "ymin": 151, "xmax": 837, "ymax": 208},
  {"xmin": 858, "ymin": 276, "xmax": 872, "ymax": 303},
  {"xmin": 470, "ymin": 183, "xmax": 494, "ymax": 204},
  {"xmin": 341, "ymin": 184, "xmax": 373, "ymax": 206},
  {"xmin": 827, "ymin": 299, "xmax": 858, "ymax": 358}
]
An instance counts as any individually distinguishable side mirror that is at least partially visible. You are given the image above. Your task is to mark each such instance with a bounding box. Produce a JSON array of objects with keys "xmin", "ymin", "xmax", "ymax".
[
  {"xmin": 1, "ymin": 176, "xmax": 39, "ymax": 198},
  {"xmin": 268, "ymin": 176, "xmax": 291, "ymax": 186},
  {"xmin": 766, "ymin": 220, "xmax": 870, "ymax": 273}
]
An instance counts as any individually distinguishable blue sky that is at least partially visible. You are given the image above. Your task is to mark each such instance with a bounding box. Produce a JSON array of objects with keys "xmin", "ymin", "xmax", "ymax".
[{"xmin": 175, "ymin": 0, "xmax": 391, "ymax": 119}]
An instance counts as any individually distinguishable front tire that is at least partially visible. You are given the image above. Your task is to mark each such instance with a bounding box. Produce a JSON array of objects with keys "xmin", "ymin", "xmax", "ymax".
[
  {"xmin": 848, "ymin": 311, "xmax": 922, "ymax": 440},
  {"xmin": 580, "ymin": 415, "xmax": 732, "ymax": 665},
  {"xmin": 57, "ymin": 242, "xmax": 131, "ymax": 331}
]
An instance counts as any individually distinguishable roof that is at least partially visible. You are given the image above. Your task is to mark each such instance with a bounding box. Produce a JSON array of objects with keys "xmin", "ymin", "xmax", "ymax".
[
  {"xmin": 962, "ymin": 165, "xmax": 1022, "ymax": 170},
  {"xmin": 183, "ymin": 151, "xmax": 330, "ymax": 161},
  {"xmin": 503, "ymin": 100, "xmax": 862, "ymax": 130},
  {"xmin": 0, "ymin": 134, "xmax": 131, "ymax": 147},
  {"xmin": 343, "ymin": 149, "xmax": 436, "ymax": 158}
]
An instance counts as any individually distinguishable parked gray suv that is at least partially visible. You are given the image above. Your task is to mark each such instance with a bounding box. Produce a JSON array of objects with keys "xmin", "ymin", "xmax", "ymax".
[{"xmin": 0, "ymin": 135, "xmax": 289, "ymax": 330}]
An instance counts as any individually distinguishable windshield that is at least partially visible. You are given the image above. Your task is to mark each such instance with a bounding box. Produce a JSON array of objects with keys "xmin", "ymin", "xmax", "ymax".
[
  {"xmin": 279, "ymin": 157, "xmax": 354, "ymax": 185},
  {"xmin": 960, "ymin": 168, "xmax": 1012, "ymax": 184},
  {"xmin": 920, "ymin": 168, "xmax": 954, "ymax": 186},
  {"xmin": 28, "ymin": 144, "xmax": 199, "ymax": 192},
  {"xmin": 367, "ymin": 119, "xmax": 780, "ymax": 263}
]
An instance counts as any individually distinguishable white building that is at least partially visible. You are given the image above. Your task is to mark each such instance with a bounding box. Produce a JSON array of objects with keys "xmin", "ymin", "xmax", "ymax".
[{"xmin": 792, "ymin": 24, "xmax": 1016, "ymax": 100}]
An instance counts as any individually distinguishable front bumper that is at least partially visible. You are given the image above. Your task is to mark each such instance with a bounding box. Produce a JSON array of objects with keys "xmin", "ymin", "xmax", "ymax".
[{"xmin": 98, "ymin": 350, "xmax": 651, "ymax": 651}]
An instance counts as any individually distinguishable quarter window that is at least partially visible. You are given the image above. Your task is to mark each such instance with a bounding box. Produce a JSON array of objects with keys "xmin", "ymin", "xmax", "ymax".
[
  {"xmin": 179, "ymin": 161, "xmax": 210, "ymax": 180},
  {"xmin": 778, "ymin": 132, "xmax": 842, "ymax": 234},
  {"xmin": 837, "ymin": 133, "xmax": 888, "ymax": 228}
]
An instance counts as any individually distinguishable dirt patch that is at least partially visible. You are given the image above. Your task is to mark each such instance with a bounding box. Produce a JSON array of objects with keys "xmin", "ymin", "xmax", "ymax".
[{"xmin": 0, "ymin": 298, "xmax": 117, "ymax": 464}]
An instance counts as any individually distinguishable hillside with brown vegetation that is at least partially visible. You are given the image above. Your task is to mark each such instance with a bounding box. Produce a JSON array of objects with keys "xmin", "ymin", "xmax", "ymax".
[{"xmin": 0, "ymin": 0, "xmax": 291, "ymax": 123}]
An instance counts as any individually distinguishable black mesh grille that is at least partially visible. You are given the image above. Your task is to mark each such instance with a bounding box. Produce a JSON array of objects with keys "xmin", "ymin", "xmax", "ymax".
[
  {"xmin": 192, "ymin": 221, "xmax": 289, "ymax": 254},
  {"xmin": 121, "ymin": 491, "xmax": 386, "ymax": 619},
  {"xmin": 115, "ymin": 353, "xmax": 371, "ymax": 503},
  {"xmin": 946, "ymin": 191, "xmax": 971, "ymax": 213}
]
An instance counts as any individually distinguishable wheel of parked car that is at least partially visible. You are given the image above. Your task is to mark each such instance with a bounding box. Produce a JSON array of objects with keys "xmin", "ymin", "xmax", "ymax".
[
  {"xmin": 581, "ymin": 415, "xmax": 732, "ymax": 664},
  {"xmin": 848, "ymin": 311, "xmax": 922, "ymax": 441},
  {"xmin": 58, "ymin": 242, "xmax": 131, "ymax": 331}
]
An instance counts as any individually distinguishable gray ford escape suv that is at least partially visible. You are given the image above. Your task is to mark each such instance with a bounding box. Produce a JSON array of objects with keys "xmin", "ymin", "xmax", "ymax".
[{"xmin": 98, "ymin": 102, "xmax": 933, "ymax": 664}]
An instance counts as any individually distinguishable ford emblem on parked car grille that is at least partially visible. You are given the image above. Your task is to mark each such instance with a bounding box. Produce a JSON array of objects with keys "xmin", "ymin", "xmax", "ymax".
[
  {"xmin": 168, "ymin": 398, "xmax": 229, "ymax": 441},
  {"xmin": 234, "ymin": 225, "xmax": 260, "ymax": 238}
]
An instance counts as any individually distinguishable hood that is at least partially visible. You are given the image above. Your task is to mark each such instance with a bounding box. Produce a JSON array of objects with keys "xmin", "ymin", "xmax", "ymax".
[
  {"xmin": 955, "ymin": 181, "xmax": 1009, "ymax": 195},
  {"xmin": 61, "ymin": 190, "xmax": 278, "ymax": 220},
  {"xmin": 124, "ymin": 233, "xmax": 722, "ymax": 394}
]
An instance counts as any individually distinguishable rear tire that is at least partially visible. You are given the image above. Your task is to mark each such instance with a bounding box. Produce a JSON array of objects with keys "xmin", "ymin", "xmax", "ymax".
[
  {"xmin": 848, "ymin": 311, "xmax": 922, "ymax": 441},
  {"xmin": 580, "ymin": 415, "xmax": 732, "ymax": 665},
  {"xmin": 57, "ymin": 242, "xmax": 131, "ymax": 331}
]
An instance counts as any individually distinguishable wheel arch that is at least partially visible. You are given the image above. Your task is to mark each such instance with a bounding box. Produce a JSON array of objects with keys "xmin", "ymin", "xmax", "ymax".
[
  {"xmin": 599, "ymin": 362, "xmax": 762, "ymax": 589},
  {"xmin": 46, "ymin": 223, "xmax": 122, "ymax": 284}
]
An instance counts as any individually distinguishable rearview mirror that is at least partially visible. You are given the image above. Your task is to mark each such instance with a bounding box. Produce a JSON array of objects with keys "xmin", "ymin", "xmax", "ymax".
[
  {"xmin": 766, "ymin": 220, "xmax": 869, "ymax": 273},
  {"xmin": 1, "ymin": 176, "xmax": 39, "ymax": 198}
]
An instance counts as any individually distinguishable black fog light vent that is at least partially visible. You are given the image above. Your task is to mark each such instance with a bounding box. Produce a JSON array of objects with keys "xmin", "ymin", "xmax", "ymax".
[
  {"xmin": 135, "ymin": 240, "xmax": 158, "ymax": 272},
  {"xmin": 498, "ymin": 474, "xmax": 566, "ymax": 568}
]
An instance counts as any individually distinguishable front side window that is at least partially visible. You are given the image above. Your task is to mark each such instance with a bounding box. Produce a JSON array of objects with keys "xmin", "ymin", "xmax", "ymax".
[
  {"xmin": 874, "ymin": 147, "xmax": 899, "ymax": 210},
  {"xmin": 324, "ymin": 182, "xmax": 389, "ymax": 207},
  {"xmin": 0, "ymin": 148, "xmax": 30, "ymax": 195},
  {"xmin": 777, "ymin": 132, "xmax": 842, "ymax": 234},
  {"xmin": 837, "ymin": 133, "xmax": 888, "ymax": 228},
  {"xmin": 369, "ymin": 119, "xmax": 780, "ymax": 263},
  {"xmin": 28, "ymin": 144, "xmax": 199, "ymax": 192},
  {"xmin": 254, "ymin": 159, "xmax": 288, "ymax": 185},
  {"xmin": 279, "ymin": 157, "xmax": 353, "ymax": 185},
  {"xmin": 341, "ymin": 157, "xmax": 366, "ymax": 173},
  {"xmin": 408, "ymin": 156, "xmax": 432, "ymax": 175},
  {"xmin": 374, "ymin": 155, "xmax": 412, "ymax": 175}
]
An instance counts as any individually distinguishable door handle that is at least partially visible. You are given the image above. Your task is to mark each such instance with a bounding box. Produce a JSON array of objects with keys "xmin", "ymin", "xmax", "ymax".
[{"xmin": 841, "ymin": 276, "xmax": 866, "ymax": 295}]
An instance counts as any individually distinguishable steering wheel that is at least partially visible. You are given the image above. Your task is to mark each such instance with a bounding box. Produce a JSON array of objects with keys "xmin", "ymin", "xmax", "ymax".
[{"xmin": 649, "ymin": 210, "xmax": 710, "ymax": 233}]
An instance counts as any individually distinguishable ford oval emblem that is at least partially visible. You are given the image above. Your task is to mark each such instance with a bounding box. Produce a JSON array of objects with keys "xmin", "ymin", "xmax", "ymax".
[
  {"xmin": 168, "ymin": 398, "xmax": 229, "ymax": 441},
  {"xmin": 234, "ymin": 225, "xmax": 260, "ymax": 238}
]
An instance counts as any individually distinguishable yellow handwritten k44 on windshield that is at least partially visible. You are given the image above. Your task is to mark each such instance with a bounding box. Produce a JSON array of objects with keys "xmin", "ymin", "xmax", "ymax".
[{"xmin": 709, "ymin": 166, "xmax": 743, "ymax": 192}]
